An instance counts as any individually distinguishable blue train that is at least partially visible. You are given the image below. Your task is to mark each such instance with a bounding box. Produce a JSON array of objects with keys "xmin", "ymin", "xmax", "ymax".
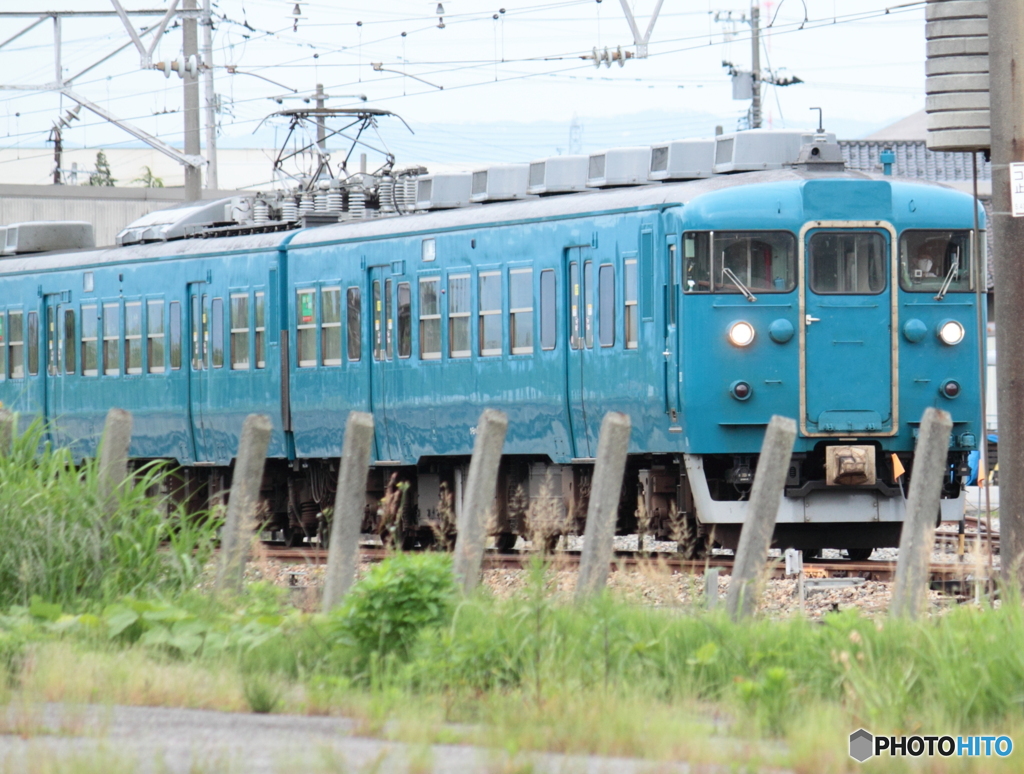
[{"xmin": 0, "ymin": 131, "xmax": 982, "ymax": 556}]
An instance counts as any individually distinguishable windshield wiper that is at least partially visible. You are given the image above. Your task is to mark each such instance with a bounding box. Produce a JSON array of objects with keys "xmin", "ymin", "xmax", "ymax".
[
  {"xmin": 934, "ymin": 252, "xmax": 960, "ymax": 301},
  {"xmin": 722, "ymin": 267, "xmax": 758, "ymax": 303}
]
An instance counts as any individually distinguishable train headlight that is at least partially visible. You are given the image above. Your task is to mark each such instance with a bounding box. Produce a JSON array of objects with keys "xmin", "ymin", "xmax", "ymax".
[
  {"xmin": 728, "ymin": 320, "xmax": 755, "ymax": 347},
  {"xmin": 937, "ymin": 319, "xmax": 965, "ymax": 346}
]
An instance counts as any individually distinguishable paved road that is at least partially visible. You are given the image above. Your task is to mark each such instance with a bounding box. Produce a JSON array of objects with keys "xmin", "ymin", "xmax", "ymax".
[{"xmin": 0, "ymin": 703, "xmax": 694, "ymax": 773}]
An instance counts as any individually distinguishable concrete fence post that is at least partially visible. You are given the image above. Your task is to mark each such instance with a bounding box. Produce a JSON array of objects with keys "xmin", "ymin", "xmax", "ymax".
[
  {"xmin": 575, "ymin": 412, "xmax": 632, "ymax": 601},
  {"xmin": 322, "ymin": 411, "xmax": 375, "ymax": 612},
  {"xmin": 726, "ymin": 415, "xmax": 797, "ymax": 621},
  {"xmin": 0, "ymin": 409, "xmax": 13, "ymax": 457},
  {"xmin": 891, "ymin": 407, "xmax": 953, "ymax": 619},
  {"xmin": 97, "ymin": 408, "xmax": 133, "ymax": 509},
  {"xmin": 453, "ymin": 409, "xmax": 508, "ymax": 594},
  {"xmin": 215, "ymin": 414, "xmax": 272, "ymax": 594},
  {"xmin": 705, "ymin": 567, "xmax": 721, "ymax": 611}
]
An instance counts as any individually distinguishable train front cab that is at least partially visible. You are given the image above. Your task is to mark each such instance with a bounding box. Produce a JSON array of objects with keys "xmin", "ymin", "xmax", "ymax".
[{"xmin": 678, "ymin": 179, "xmax": 979, "ymax": 555}]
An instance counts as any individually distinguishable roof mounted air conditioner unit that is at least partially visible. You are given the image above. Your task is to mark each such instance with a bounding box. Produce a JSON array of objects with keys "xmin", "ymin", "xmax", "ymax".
[
  {"xmin": 527, "ymin": 155, "xmax": 590, "ymax": 195},
  {"xmin": 713, "ymin": 129, "xmax": 837, "ymax": 173},
  {"xmin": 415, "ymin": 173, "xmax": 474, "ymax": 210},
  {"xmin": 470, "ymin": 164, "xmax": 532, "ymax": 203},
  {"xmin": 586, "ymin": 147, "xmax": 651, "ymax": 188},
  {"xmin": 3, "ymin": 221, "xmax": 95, "ymax": 255},
  {"xmin": 648, "ymin": 139, "xmax": 716, "ymax": 181}
]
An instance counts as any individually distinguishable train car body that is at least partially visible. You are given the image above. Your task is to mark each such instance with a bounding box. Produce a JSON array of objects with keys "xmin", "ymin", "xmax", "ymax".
[{"xmin": 0, "ymin": 160, "xmax": 983, "ymax": 554}]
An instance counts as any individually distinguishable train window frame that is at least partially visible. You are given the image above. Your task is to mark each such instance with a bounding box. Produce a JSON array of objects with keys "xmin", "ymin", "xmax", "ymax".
[
  {"xmin": 682, "ymin": 230, "xmax": 797, "ymax": 294},
  {"xmin": 422, "ymin": 238, "xmax": 436, "ymax": 262},
  {"xmin": 397, "ymin": 282, "xmax": 411, "ymax": 359},
  {"xmin": 598, "ymin": 263, "xmax": 615, "ymax": 347},
  {"xmin": 254, "ymin": 292, "xmax": 266, "ymax": 369},
  {"xmin": 583, "ymin": 261, "xmax": 594, "ymax": 349},
  {"xmin": 540, "ymin": 269, "xmax": 556, "ymax": 351},
  {"xmin": 147, "ymin": 299, "xmax": 165, "ymax": 374},
  {"xmin": 46, "ymin": 306, "xmax": 58, "ymax": 377},
  {"xmin": 624, "ymin": 258, "xmax": 638, "ymax": 349},
  {"xmin": 102, "ymin": 303, "xmax": 119, "ymax": 376},
  {"xmin": 0, "ymin": 311, "xmax": 6, "ymax": 381},
  {"xmin": 320, "ymin": 286, "xmax": 342, "ymax": 367},
  {"xmin": 898, "ymin": 230, "xmax": 973, "ymax": 293},
  {"xmin": 27, "ymin": 311, "xmax": 39, "ymax": 377},
  {"xmin": 419, "ymin": 276, "xmax": 441, "ymax": 360},
  {"xmin": 81, "ymin": 304, "xmax": 98, "ymax": 377},
  {"xmin": 169, "ymin": 301, "xmax": 182, "ymax": 371},
  {"xmin": 449, "ymin": 273, "xmax": 471, "ymax": 358},
  {"xmin": 230, "ymin": 292, "xmax": 251, "ymax": 370},
  {"xmin": 296, "ymin": 288, "xmax": 317, "ymax": 368},
  {"xmin": 8, "ymin": 310, "xmax": 23, "ymax": 380},
  {"xmin": 125, "ymin": 301, "xmax": 143, "ymax": 375},
  {"xmin": 64, "ymin": 307, "xmax": 76, "ymax": 375},
  {"xmin": 385, "ymin": 278, "xmax": 394, "ymax": 361},
  {"xmin": 478, "ymin": 270, "xmax": 502, "ymax": 357},
  {"xmin": 372, "ymin": 280, "xmax": 383, "ymax": 361},
  {"xmin": 346, "ymin": 286, "xmax": 361, "ymax": 362},
  {"xmin": 211, "ymin": 297, "xmax": 225, "ymax": 369},
  {"xmin": 509, "ymin": 267, "xmax": 534, "ymax": 355},
  {"xmin": 569, "ymin": 262, "xmax": 581, "ymax": 350},
  {"xmin": 808, "ymin": 231, "xmax": 887, "ymax": 296}
]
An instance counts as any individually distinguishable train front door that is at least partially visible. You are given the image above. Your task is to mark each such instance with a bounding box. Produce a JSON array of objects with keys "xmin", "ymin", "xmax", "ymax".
[
  {"xmin": 187, "ymin": 282, "xmax": 213, "ymax": 461},
  {"xmin": 566, "ymin": 246, "xmax": 595, "ymax": 457},
  {"xmin": 800, "ymin": 224, "xmax": 897, "ymax": 436},
  {"xmin": 367, "ymin": 266, "xmax": 395, "ymax": 460}
]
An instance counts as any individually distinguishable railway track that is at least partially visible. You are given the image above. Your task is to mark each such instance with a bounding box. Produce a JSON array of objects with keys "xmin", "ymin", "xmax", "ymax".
[{"xmin": 258, "ymin": 545, "xmax": 981, "ymax": 583}]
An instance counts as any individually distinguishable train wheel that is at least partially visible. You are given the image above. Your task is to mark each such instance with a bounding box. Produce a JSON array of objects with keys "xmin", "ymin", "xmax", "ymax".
[
  {"xmin": 495, "ymin": 532, "xmax": 518, "ymax": 553},
  {"xmin": 845, "ymin": 548, "xmax": 873, "ymax": 561}
]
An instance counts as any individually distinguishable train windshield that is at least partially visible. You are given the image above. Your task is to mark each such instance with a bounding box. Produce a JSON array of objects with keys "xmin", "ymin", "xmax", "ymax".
[
  {"xmin": 683, "ymin": 231, "xmax": 796, "ymax": 293},
  {"xmin": 899, "ymin": 230, "xmax": 974, "ymax": 293}
]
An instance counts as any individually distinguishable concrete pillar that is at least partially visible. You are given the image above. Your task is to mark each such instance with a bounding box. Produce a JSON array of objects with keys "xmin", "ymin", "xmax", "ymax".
[
  {"xmin": 891, "ymin": 407, "xmax": 953, "ymax": 619},
  {"xmin": 97, "ymin": 408, "xmax": 133, "ymax": 509},
  {"xmin": 0, "ymin": 409, "xmax": 13, "ymax": 457},
  {"xmin": 705, "ymin": 567, "xmax": 721, "ymax": 611},
  {"xmin": 726, "ymin": 415, "xmax": 797, "ymax": 621},
  {"xmin": 575, "ymin": 412, "xmax": 632, "ymax": 600},
  {"xmin": 215, "ymin": 414, "xmax": 272, "ymax": 594},
  {"xmin": 453, "ymin": 409, "xmax": 508, "ymax": 594},
  {"xmin": 322, "ymin": 411, "xmax": 375, "ymax": 611}
]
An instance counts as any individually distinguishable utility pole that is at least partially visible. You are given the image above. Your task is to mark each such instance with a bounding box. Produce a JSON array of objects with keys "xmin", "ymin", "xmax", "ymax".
[
  {"xmin": 750, "ymin": 3, "xmax": 761, "ymax": 129},
  {"xmin": 183, "ymin": 0, "xmax": 202, "ymax": 200},
  {"xmin": 314, "ymin": 83, "xmax": 327, "ymax": 151},
  {"xmin": 989, "ymin": 0, "xmax": 1024, "ymax": 585},
  {"xmin": 201, "ymin": 0, "xmax": 218, "ymax": 190}
]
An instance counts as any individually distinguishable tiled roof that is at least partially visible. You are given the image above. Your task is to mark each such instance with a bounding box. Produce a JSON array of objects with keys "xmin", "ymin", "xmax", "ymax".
[{"xmin": 839, "ymin": 140, "xmax": 990, "ymax": 182}]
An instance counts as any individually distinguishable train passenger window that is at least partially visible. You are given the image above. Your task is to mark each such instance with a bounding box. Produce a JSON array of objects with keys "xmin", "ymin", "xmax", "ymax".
[
  {"xmin": 397, "ymin": 282, "xmax": 411, "ymax": 359},
  {"xmin": 147, "ymin": 300, "xmax": 165, "ymax": 373},
  {"xmin": 230, "ymin": 294, "xmax": 250, "ymax": 370},
  {"xmin": 509, "ymin": 268, "xmax": 534, "ymax": 355},
  {"xmin": 372, "ymin": 281, "xmax": 383, "ymax": 361},
  {"xmin": 624, "ymin": 259, "xmax": 638, "ymax": 349},
  {"xmin": 599, "ymin": 264, "xmax": 615, "ymax": 347},
  {"xmin": 254, "ymin": 293, "xmax": 265, "ymax": 369},
  {"xmin": 569, "ymin": 262, "xmax": 580, "ymax": 350},
  {"xmin": 211, "ymin": 298, "xmax": 224, "ymax": 368},
  {"xmin": 102, "ymin": 304, "xmax": 119, "ymax": 375},
  {"xmin": 419, "ymin": 277, "xmax": 441, "ymax": 360},
  {"xmin": 27, "ymin": 312, "xmax": 38, "ymax": 377},
  {"xmin": 0, "ymin": 312, "xmax": 5, "ymax": 380},
  {"xmin": 191, "ymin": 297, "xmax": 202, "ymax": 370},
  {"xmin": 64, "ymin": 309, "xmax": 76, "ymax": 375},
  {"xmin": 296, "ymin": 289, "xmax": 316, "ymax": 367},
  {"xmin": 809, "ymin": 232, "xmax": 885, "ymax": 295},
  {"xmin": 46, "ymin": 307, "xmax": 57, "ymax": 376},
  {"xmin": 320, "ymin": 288, "xmax": 340, "ymax": 366},
  {"xmin": 718, "ymin": 232, "xmax": 797, "ymax": 293},
  {"xmin": 422, "ymin": 238, "xmax": 436, "ymax": 262},
  {"xmin": 449, "ymin": 274, "xmax": 470, "ymax": 358},
  {"xmin": 899, "ymin": 230, "xmax": 972, "ymax": 292},
  {"xmin": 81, "ymin": 305, "xmax": 97, "ymax": 376},
  {"xmin": 8, "ymin": 311, "xmax": 22, "ymax": 379},
  {"xmin": 169, "ymin": 301, "xmax": 182, "ymax": 371},
  {"xmin": 385, "ymin": 279, "xmax": 394, "ymax": 360},
  {"xmin": 346, "ymin": 287, "xmax": 360, "ymax": 361},
  {"xmin": 583, "ymin": 262, "xmax": 594, "ymax": 349},
  {"xmin": 540, "ymin": 269, "xmax": 556, "ymax": 351},
  {"xmin": 125, "ymin": 302, "xmax": 143, "ymax": 374},
  {"xmin": 478, "ymin": 271, "xmax": 501, "ymax": 356}
]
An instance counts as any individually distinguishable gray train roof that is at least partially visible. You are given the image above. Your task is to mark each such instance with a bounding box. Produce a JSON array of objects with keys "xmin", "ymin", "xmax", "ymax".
[{"xmin": 0, "ymin": 168, "xmax": 972, "ymax": 277}]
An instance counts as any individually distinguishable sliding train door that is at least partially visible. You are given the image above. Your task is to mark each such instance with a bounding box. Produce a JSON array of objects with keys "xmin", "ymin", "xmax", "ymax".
[{"xmin": 187, "ymin": 282, "xmax": 213, "ymax": 461}]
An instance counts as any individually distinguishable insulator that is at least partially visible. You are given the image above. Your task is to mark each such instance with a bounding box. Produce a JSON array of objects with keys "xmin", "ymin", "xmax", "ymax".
[
  {"xmin": 327, "ymin": 182, "xmax": 344, "ymax": 213},
  {"xmin": 392, "ymin": 179, "xmax": 407, "ymax": 213},
  {"xmin": 315, "ymin": 190, "xmax": 328, "ymax": 213},
  {"xmin": 347, "ymin": 186, "xmax": 366, "ymax": 221},
  {"xmin": 253, "ymin": 199, "xmax": 269, "ymax": 225},
  {"xmin": 298, "ymin": 192, "xmax": 315, "ymax": 216},
  {"xmin": 281, "ymin": 196, "xmax": 298, "ymax": 222},
  {"xmin": 379, "ymin": 178, "xmax": 396, "ymax": 213}
]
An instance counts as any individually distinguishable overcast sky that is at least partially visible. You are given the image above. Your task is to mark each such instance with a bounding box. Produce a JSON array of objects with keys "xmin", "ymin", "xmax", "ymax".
[{"xmin": 0, "ymin": 1, "xmax": 928, "ymax": 173}]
